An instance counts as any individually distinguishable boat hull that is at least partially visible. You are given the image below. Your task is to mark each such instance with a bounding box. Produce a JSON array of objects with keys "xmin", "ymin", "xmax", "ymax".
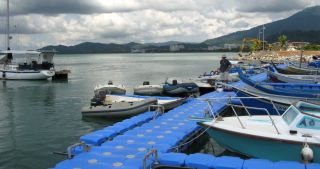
[
  {"xmin": 205, "ymin": 126, "xmax": 320, "ymax": 162},
  {"xmin": 133, "ymin": 87, "xmax": 163, "ymax": 96},
  {"xmin": 0, "ymin": 70, "xmax": 55, "ymax": 80},
  {"xmin": 81, "ymin": 98, "xmax": 157, "ymax": 118},
  {"xmin": 267, "ymin": 69, "xmax": 320, "ymax": 83}
]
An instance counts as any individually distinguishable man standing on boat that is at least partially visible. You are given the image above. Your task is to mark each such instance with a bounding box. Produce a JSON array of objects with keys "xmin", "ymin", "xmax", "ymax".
[{"xmin": 219, "ymin": 54, "xmax": 231, "ymax": 82}]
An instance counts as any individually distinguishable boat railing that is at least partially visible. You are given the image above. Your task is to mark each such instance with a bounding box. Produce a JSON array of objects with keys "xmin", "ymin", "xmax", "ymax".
[{"xmin": 197, "ymin": 96, "xmax": 281, "ymax": 134}]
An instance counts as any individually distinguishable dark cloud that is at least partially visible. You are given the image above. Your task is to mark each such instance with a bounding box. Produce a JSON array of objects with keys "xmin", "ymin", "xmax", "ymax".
[{"xmin": 235, "ymin": 0, "xmax": 310, "ymax": 13}]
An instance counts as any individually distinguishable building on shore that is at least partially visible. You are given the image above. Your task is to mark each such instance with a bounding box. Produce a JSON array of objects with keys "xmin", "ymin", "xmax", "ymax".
[
  {"xmin": 224, "ymin": 43, "xmax": 240, "ymax": 50},
  {"xmin": 170, "ymin": 44, "xmax": 185, "ymax": 52}
]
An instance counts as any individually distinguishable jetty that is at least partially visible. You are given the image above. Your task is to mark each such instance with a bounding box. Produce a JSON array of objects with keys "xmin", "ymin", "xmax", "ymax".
[{"xmin": 51, "ymin": 73, "xmax": 320, "ymax": 169}]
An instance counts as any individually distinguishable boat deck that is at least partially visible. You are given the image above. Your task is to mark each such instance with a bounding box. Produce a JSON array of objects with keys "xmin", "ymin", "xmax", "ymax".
[{"xmin": 51, "ymin": 73, "xmax": 320, "ymax": 169}]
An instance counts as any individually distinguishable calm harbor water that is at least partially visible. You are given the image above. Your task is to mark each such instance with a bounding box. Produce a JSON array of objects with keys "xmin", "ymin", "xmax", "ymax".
[{"xmin": 0, "ymin": 52, "xmax": 235, "ymax": 169}]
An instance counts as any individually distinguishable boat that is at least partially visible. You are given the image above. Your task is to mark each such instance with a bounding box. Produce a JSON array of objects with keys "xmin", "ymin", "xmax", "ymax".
[
  {"xmin": 287, "ymin": 64, "xmax": 320, "ymax": 75},
  {"xmin": 121, "ymin": 94, "xmax": 187, "ymax": 111},
  {"xmin": 200, "ymin": 101, "xmax": 320, "ymax": 162},
  {"xmin": 163, "ymin": 78, "xmax": 199, "ymax": 97},
  {"xmin": 238, "ymin": 68, "xmax": 320, "ymax": 98},
  {"xmin": 82, "ymin": 94, "xmax": 185, "ymax": 117},
  {"xmin": 94, "ymin": 81, "xmax": 126, "ymax": 95},
  {"xmin": 82, "ymin": 94, "xmax": 157, "ymax": 117},
  {"xmin": 133, "ymin": 81, "xmax": 163, "ymax": 96},
  {"xmin": 0, "ymin": 0, "xmax": 55, "ymax": 80},
  {"xmin": 267, "ymin": 66, "xmax": 320, "ymax": 83}
]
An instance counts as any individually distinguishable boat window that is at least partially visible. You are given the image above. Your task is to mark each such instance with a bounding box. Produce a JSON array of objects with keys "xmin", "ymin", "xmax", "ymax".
[
  {"xmin": 297, "ymin": 102, "xmax": 320, "ymax": 114},
  {"xmin": 297, "ymin": 116, "xmax": 320, "ymax": 130},
  {"xmin": 282, "ymin": 107, "xmax": 299, "ymax": 125}
]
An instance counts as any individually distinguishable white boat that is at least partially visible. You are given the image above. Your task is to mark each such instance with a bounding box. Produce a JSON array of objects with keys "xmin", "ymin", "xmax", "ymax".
[
  {"xmin": 133, "ymin": 81, "xmax": 163, "ymax": 96},
  {"xmin": 201, "ymin": 101, "xmax": 320, "ymax": 162},
  {"xmin": 0, "ymin": 0, "xmax": 55, "ymax": 80},
  {"xmin": 82, "ymin": 95, "xmax": 185, "ymax": 117},
  {"xmin": 94, "ymin": 81, "xmax": 126, "ymax": 95},
  {"xmin": 267, "ymin": 67, "xmax": 320, "ymax": 83},
  {"xmin": 0, "ymin": 51, "xmax": 55, "ymax": 80}
]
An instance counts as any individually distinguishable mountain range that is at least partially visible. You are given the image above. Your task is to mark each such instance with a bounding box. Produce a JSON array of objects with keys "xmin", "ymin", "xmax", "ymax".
[{"xmin": 42, "ymin": 6, "xmax": 320, "ymax": 54}]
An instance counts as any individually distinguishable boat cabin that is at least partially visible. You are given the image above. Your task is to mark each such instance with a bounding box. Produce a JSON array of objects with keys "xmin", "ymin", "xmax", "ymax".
[
  {"xmin": 0, "ymin": 50, "xmax": 54, "ymax": 71},
  {"xmin": 281, "ymin": 101, "xmax": 320, "ymax": 135}
]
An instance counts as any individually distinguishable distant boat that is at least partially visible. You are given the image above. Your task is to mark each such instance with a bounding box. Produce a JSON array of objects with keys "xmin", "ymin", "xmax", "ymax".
[
  {"xmin": 200, "ymin": 101, "xmax": 320, "ymax": 162},
  {"xmin": 94, "ymin": 81, "xmax": 126, "ymax": 95},
  {"xmin": 133, "ymin": 81, "xmax": 163, "ymax": 96},
  {"xmin": 0, "ymin": 0, "xmax": 55, "ymax": 80}
]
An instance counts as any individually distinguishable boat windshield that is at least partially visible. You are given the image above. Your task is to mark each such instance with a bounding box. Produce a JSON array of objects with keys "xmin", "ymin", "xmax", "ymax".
[
  {"xmin": 282, "ymin": 106, "xmax": 299, "ymax": 125},
  {"xmin": 296, "ymin": 102, "xmax": 320, "ymax": 115}
]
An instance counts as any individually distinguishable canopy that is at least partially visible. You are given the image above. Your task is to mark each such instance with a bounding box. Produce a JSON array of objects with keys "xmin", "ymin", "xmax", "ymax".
[{"xmin": 0, "ymin": 50, "xmax": 41, "ymax": 54}]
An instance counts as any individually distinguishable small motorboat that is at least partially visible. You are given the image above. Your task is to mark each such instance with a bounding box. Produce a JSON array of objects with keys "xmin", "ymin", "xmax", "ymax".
[
  {"xmin": 82, "ymin": 94, "xmax": 157, "ymax": 118},
  {"xmin": 163, "ymin": 78, "xmax": 199, "ymax": 97},
  {"xmin": 133, "ymin": 81, "xmax": 163, "ymax": 96},
  {"xmin": 200, "ymin": 101, "xmax": 320, "ymax": 162},
  {"xmin": 94, "ymin": 80, "xmax": 126, "ymax": 95}
]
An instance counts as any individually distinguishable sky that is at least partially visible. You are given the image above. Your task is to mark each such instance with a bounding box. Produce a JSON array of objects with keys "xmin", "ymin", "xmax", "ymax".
[{"xmin": 0, "ymin": 0, "xmax": 319, "ymax": 49}]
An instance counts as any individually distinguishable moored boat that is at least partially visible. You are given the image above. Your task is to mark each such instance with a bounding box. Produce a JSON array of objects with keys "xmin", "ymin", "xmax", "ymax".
[
  {"xmin": 82, "ymin": 94, "xmax": 157, "ymax": 117},
  {"xmin": 200, "ymin": 101, "xmax": 320, "ymax": 162},
  {"xmin": 163, "ymin": 78, "xmax": 199, "ymax": 97},
  {"xmin": 133, "ymin": 81, "xmax": 163, "ymax": 96},
  {"xmin": 94, "ymin": 81, "xmax": 126, "ymax": 95},
  {"xmin": 267, "ymin": 67, "xmax": 320, "ymax": 83}
]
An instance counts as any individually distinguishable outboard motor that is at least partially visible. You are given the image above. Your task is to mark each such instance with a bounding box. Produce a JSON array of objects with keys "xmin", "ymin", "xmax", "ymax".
[
  {"xmin": 90, "ymin": 91, "xmax": 106, "ymax": 106},
  {"xmin": 143, "ymin": 81, "xmax": 150, "ymax": 85},
  {"xmin": 172, "ymin": 80, "xmax": 178, "ymax": 85},
  {"xmin": 108, "ymin": 80, "xmax": 113, "ymax": 85}
]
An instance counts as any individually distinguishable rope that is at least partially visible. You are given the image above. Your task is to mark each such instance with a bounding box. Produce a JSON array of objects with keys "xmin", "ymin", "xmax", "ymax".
[{"xmin": 170, "ymin": 127, "xmax": 210, "ymax": 151}]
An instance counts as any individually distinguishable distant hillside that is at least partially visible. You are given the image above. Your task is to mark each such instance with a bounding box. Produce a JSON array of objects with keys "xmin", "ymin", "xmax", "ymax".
[{"xmin": 204, "ymin": 6, "xmax": 320, "ymax": 45}]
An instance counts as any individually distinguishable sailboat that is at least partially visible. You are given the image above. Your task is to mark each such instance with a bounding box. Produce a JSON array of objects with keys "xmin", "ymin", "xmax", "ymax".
[{"xmin": 0, "ymin": 0, "xmax": 55, "ymax": 80}]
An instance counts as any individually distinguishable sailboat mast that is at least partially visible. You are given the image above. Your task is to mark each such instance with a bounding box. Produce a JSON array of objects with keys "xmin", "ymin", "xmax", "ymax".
[{"xmin": 6, "ymin": 0, "xmax": 10, "ymax": 49}]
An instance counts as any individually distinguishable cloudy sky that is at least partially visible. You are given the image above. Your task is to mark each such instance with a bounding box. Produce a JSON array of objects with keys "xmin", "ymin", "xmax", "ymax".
[{"xmin": 0, "ymin": 0, "xmax": 319, "ymax": 49}]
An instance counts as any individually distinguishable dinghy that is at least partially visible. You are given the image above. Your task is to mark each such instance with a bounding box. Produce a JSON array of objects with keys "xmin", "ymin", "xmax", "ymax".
[
  {"xmin": 94, "ymin": 81, "xmax": 126, "ymax": 95},
  {"xmin": 133, "ymin": 81, "xmax": 163, "ymax": 96},
  {"xmin": 82, "ymin": 94, "xmax": 186, "ymax": 117},
  {"xmin": 200, "ymin": 101, "xmax": 320, "ymax": 162},
  {"xmin": 82, "ymin": 94, "xmax": 157, "ymax": 117},
  {"xmin": 163, "ymin": 78, "xmax": 199, "ymax": 97}
]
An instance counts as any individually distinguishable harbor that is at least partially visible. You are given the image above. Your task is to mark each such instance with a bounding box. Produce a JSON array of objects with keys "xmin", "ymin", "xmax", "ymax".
[{"xmin": 2, "ymin": 1, "xmax": 320, "ymax": 169}]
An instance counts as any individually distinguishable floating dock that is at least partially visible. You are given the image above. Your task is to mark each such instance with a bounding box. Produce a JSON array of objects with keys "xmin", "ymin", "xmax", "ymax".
[{"xmin": 51, "ymin": 73, "xmax": 320, "ymax": 169}]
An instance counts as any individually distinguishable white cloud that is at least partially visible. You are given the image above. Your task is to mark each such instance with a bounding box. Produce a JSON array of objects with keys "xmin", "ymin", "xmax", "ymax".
[{"xmin": 0, "ymin": 0, "xmax": 319, "ymax": 49}]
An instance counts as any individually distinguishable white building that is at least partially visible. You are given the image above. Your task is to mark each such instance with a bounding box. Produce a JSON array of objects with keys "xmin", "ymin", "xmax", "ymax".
[{"xmin": 170, "ymin": 44, "xmax": 184, "ymax": 52}]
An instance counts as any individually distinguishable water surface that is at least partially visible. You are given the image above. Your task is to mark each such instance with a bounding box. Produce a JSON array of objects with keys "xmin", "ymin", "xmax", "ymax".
[{"xmin": 0, "ymin": 52, "xmax": 235, "ymax": 169}]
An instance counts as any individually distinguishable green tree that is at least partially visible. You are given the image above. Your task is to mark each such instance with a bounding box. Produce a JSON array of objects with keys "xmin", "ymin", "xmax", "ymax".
[{"xmin": 278, "ymin": 34, "xmax": 287, "ymax": 48}]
